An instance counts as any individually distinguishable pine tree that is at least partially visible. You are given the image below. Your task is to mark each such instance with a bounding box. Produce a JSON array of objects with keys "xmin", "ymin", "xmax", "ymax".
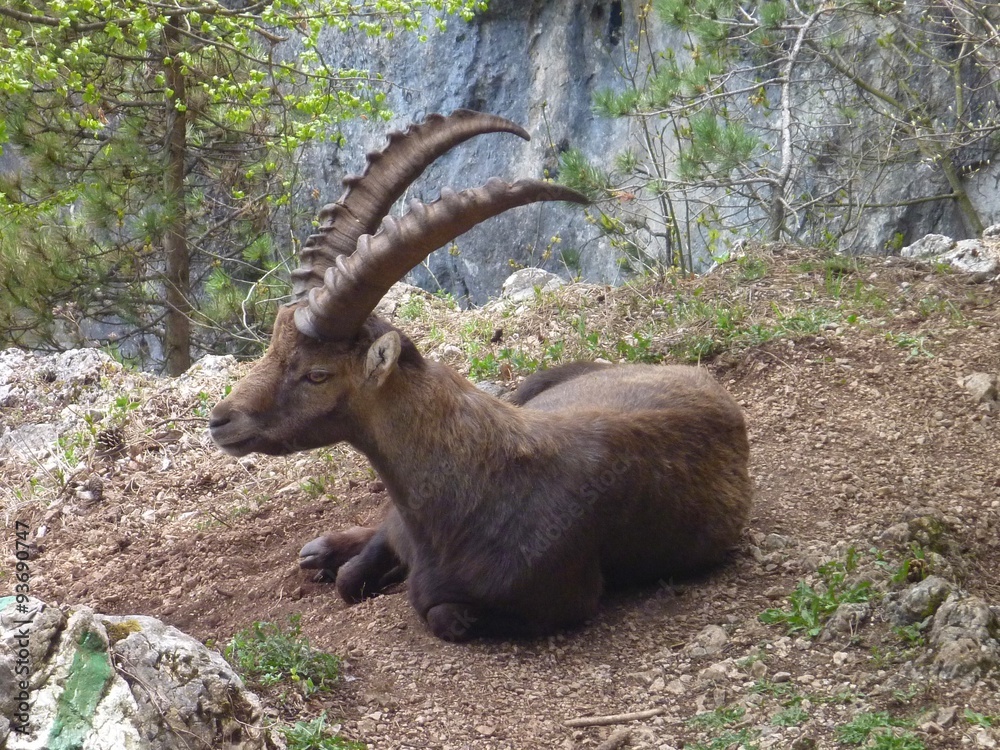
[{"xmin": 0, "ymin": 0, "xmax": 488, "ymax": 373}]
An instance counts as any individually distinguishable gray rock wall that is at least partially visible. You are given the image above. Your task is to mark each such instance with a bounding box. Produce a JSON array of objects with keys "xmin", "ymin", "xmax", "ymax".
[
  {"xmin": 302, "ymin": 0, "xmax": 670, "ymax": 303},
  {"xmin": 300, "ymin": 0, "xmax": 1000, "ymax": 302}
]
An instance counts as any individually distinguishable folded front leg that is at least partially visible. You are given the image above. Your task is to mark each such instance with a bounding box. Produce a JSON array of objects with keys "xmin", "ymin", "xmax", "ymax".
[
  {"xmin": 299, "ymin": 526, "xmax": 378, "ymax": 582},
  {"xmin": 336, "ymin": 521, "xmax": 406, "ymax": 603}
]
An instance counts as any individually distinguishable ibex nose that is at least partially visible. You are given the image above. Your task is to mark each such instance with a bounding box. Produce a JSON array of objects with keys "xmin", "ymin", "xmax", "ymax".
[
  {"xmin": 208, "ymin": 414, "xmax": 230, "ymax": 430},
  {"xmin": 208, "ymin": 402, "xmax": 232, "ymax": 430}
]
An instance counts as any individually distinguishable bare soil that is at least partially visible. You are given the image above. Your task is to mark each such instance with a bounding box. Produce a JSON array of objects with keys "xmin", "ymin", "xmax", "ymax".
[{"xmin": 3, "ymin": 245, "xmax": 1000, "ymax": 749}]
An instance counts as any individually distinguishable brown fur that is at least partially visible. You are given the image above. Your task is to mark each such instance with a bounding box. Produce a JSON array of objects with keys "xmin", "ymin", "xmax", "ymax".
[{"xmin": 210, "ymin": 304, "xmax": 752, "ymax": 641}]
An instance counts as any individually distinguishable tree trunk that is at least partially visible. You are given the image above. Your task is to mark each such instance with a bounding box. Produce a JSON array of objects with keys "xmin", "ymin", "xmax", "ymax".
[
  {"xmin": 163, "ymin": 20, "xmax": 191, "ymax": 376},
  {"xmin": 935, "ymin": 149, "xmax": 985, "ymax": 238}
]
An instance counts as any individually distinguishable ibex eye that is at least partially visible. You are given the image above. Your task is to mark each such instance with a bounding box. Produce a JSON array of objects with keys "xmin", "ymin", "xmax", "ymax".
[{"xmin": 306, "ymin": 370, "xmax": 329, "ymax": 384}]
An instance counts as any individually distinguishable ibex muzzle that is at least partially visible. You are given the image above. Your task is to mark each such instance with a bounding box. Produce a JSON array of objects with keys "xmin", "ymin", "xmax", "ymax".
[{"xmin": 210, "ymin": 111, "xmax": 752, "ymax": 641}]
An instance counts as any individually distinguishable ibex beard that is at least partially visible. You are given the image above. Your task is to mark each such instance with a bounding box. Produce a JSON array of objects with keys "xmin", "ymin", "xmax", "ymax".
[{"xmin": 209, "ymin": 110, "xmax": 753, "ymax": 641}]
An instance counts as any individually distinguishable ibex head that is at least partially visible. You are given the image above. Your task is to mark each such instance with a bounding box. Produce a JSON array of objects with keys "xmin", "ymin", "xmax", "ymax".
[{"xmin": 209, "ymin": 111, "xmax": 587, "ymax": 457}]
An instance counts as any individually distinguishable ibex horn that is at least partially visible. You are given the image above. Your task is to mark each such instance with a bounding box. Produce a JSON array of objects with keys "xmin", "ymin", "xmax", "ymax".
[
  {"xmin": 291, "ymin": 110, "xmax": 530, "ymax": 299},
  {"xmin": 295, "ymin": 178, "xmax": 589, "ymax": 340}
]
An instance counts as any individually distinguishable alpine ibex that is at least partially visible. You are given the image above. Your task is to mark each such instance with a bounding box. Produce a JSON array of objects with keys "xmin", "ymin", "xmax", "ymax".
[{"xmin": 209, "ymin": 110, "xmax": 752, "ymax": 641}]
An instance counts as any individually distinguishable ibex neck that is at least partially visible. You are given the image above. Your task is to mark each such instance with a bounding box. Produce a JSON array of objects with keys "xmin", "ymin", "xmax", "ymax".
[{"xmin": 350, "ymin": 362, "xmax": 527, "ymax": 513}]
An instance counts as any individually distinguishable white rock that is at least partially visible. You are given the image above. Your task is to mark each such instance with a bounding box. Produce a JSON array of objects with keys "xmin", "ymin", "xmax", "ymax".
[
  {"xmin": 901, "ymin": 233, "xmax": 1000, "ymax": 276},
  {"xmin": 375, "ymin": 281, "xmax": 429, "ymax": 317},
  {"xmin": 944, "ymin": 240, "xmax": 1000, "ymax": 275},
  {"xmin": 901, "ymin": 234, "xmax": 955, "ymax": 258},
  {"xmin": 500, "ymin": 268, "xmax": 565, "ymax": 303},
  {"xmin": 685, "ymin": 624, "xmax": 729, "ymax": 656},
  {"xmin": 0, "ymin": 423, "xmax": 60, "ymax": 462},
  {"xmin": 961, "ymin": 372, "xmax": 998, "ymax": 403}
]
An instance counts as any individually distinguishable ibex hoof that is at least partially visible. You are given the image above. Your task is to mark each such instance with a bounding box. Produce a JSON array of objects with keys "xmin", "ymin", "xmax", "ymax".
[
  {"xmin": 426, "ymin": 603, "xmax": 479, "ymax": 642},
  {"xmin": 299, "ymin": 526, "xmax": 376, "ymax": 579},
  {"xmin": 299, "ymin": 535, "xmax": 337, "ymax": 571},
  {"xmin": 336, "ymin": 558, "xmax": 374, "ymax": 604}
]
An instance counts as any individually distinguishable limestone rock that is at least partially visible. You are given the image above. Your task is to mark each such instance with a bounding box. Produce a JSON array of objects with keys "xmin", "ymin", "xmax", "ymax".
[
  {"xmin": 683, "ymin": 624, "xmax": 729, "ymax": 657},
  {"xmin": 501, "ymin": 268, "xmax": 566, "ymax": 303},
  {"xmin": 927, "ymin": 593, "xmax": 1000, "ymax": 683},
  {"xmin": 697, "ymin": 659, "xmax": 737, "ymax": 686},
  {"xmin": 901, "ymin": 234, "xmax": 956, "ymax": 259},
  {"xmin": 888, "ymin": 575, "xmax": 953, "ymax": 626},
  {"xmin": 171, "ymin": 353, "xmax": 240, "ymax": 401},
  {"xmin": 0, "ymin": 598, "xmax": 275, "ymax": 750},
  {"xmin": 961, "ymin": 372, "xmax": 998, "ymax": 404},
  {"xmin": 947, "ymin": 240, "xmax": 1000, "ymax": 275},
  {"xmin": 819, "ymin": 602, "xmax": 871, "ymax": 644},
  {"xmin": 0, "ymin": 423, "xmax": 60, "ymax": 463},
  {"xmin": 375, "ymin": 281, "xmax": 431, "ymax": 318},
  {"xmin": 901, "ymin": 234, "xmax": 1000, "ymax": 277}
]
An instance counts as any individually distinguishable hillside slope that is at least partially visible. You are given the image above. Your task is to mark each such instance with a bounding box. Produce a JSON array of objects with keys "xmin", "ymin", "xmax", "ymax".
[{"xmin": 2, "ymin": 245, "xmax": 999, "ymax": 749}]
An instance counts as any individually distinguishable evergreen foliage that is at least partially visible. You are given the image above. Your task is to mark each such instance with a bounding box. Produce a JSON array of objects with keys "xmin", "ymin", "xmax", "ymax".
[
  {"xmin": 0, "ymin": 0, "xmax": 487, "ymax": 372},
  {"xmin": 561, "ymin": 0, "xmax": 1000, "ymax": 274}
]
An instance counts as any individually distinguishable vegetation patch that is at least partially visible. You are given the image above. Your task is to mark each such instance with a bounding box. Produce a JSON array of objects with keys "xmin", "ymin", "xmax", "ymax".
[
  {"xmin": 225, "ymin": 614, "xmax": 341, "ymax": 700},
  {"xmin": 759, "ymin": 548, "xmax": 875, "ymax": 637},
  {"xmin": 281, "ymin": 713, "xmax": 365, "ymax": 750}
]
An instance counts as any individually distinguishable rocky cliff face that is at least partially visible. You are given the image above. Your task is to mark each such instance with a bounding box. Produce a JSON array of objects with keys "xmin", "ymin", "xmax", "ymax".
[
  {"xmin": 302, "ymin": 0, "xmax": 662, "ymax": 303},
  {"xmin": 303, "ymin": 0, "xmax": 1000, "ymax": 303}
]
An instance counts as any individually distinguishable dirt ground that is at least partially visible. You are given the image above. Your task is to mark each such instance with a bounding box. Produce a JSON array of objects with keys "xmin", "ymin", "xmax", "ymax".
[{"xmin": 3, "ymin": 245, "xmax": 1000, "ymax": 749}]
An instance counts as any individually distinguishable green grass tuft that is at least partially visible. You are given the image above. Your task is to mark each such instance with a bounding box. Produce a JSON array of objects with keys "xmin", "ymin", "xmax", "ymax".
[{"xmin": 225, "ymin": 614, "xmax": 340, "ymax": 699}]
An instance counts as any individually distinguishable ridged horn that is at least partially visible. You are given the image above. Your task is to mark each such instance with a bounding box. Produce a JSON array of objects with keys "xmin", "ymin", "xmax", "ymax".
[
  {"xmin": 290, "ymin": 110, "xmax": 530, "ymax": 299},
  {"xmin": 294, "ymin": 178, "xmax": 589, "ymax": 341}
]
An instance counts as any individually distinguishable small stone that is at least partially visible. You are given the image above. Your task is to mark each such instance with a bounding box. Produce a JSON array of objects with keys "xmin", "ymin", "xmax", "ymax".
[
  {"xmin": 820, "ymin": 602, "xmax": 871, "ymax": 643},
  {"xmin": 664, "ymin": 678, "xmax": 687, "ymax": 695},
  {"xmin": 974, "ymin": 729, "xmax": 997, "ymax": 748},
  {"xmin": 962, "ymin": 372, "xmax": 998, "ymax": 403},
  {"xmin": 698, "ymin": 659, "xmax": 734, "ymax": 685},
  {"xmin": 762, "ymin": 533, "xmax": 792, "ymax": 551},
  {"xmin": 764, "ymin": 586, "xmax": 786, "ymax": 600},
  {"xmin": 935, "ymin": 706, "xmax": 959, "ymax": 728},
  {"xmin": 773, "ymin": 671, "xmax": 792, "ymax": 683},
  {"xmin": 878, "ymin": 522, "xmax": 912, "ymax": 545},
  {"xmin": 629, "ymin": 668, "xmax": 663, "ymax": 687},
  {"xmin": 685, "ymin": 624, "xmax": 729, "ymax": 656}
]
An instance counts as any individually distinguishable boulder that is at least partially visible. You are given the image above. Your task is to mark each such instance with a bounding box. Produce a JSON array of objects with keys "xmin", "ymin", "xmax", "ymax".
[
  {"xmin": 0, "ymin": 598, "xmax": 275, "ymax": 750},
  {"xmin": 501, "ymin": 268, "xmax": 566, "ymax": 303},
  {"xmin": 901, "ymin": 234, "xmax": 956, "ymax": 259},
  {"xmin": 901, "ymin": 233, "xmax": 1000, "ymax": 277},
  {"xmin": 927, "ymin": 593, "xmax": 1000, "ymax": 683},
  {"xmin": 887, "ymin": 575, "xmax": 953, "ymax": 626}
]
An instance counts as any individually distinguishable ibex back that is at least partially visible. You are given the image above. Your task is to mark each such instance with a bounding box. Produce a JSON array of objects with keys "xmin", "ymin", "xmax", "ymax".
[{"xmin": 209, "ymin": 111, "xmax": 752, "ymax": 641}]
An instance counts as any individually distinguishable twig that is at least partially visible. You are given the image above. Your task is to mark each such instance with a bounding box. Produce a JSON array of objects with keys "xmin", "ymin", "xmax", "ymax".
[
  {"xmin": 565, "ymin": 707, "xmax": 664, "ymax": 728},
  {"xmin": 148, "ymin": 416, "xmax": 209, "ymax": 430},
  {"xmin": 592, "ymin": 728, "xmax": 631, "ymax": 750}
]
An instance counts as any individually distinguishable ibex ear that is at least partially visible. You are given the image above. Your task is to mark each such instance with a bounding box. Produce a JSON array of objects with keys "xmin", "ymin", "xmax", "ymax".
[{"xmin": 364, "ymin": 331, "xmax": 401, "ymax": 388}]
